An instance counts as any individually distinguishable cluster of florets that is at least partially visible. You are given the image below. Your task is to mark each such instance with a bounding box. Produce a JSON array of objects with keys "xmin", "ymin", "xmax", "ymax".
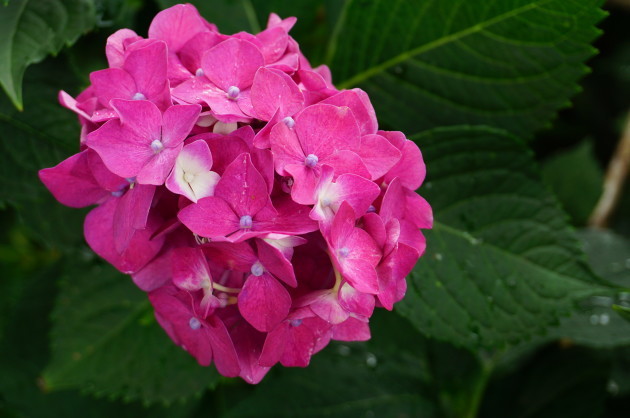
[{"xmin": 39, "ymin": 4, "xmax": 432, "ymax": 383}]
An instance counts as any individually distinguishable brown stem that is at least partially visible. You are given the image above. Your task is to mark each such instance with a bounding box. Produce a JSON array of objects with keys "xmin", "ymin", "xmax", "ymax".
[{"xmin": 588, "ymin": 110, "xmax": 630, "ymax": 228}]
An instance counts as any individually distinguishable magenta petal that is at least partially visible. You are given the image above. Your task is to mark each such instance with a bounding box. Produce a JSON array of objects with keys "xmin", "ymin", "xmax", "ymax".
[
  {"xmin": 256, "ymin": 26, "xmax": 289, "ymax": 64},
  {"xmin": 148, "ymin": 286, "xmax": 213, "ymax": 366},
  {"xmin": 384, "ymin": 139, "xmax": 426, "ymax": 190},
  {"xmin": 131, "ymin": 250, "xmax": 172, "ymax": 291},
  {"xmin": 113, "ymin": 184, "xmax": 156, "ymax": 253},
  {"xmin": 123, "ymin": 41, "xmax": 171, "ymax": 110},
  {"xmin": 162, "ymin": 103, "xmax": 201, "ymax": 147},
  {"xmin": 84, "ymin": 199, "xmax": 164, "ymax": 274},
  {"xmin": 295, "ymin": 104, "xmax": 361, "ymax": 157},
  {"xmin": 259, "ymin": 322, "xmax": 290, "ymax": 367},
  {"xmin": 285, "ymin": 163, "xmax": 320, "ymax": 205},
  {"xmin": 205, "ymin": 315, "xmax": 241, "ymax": 377},
  {"xmin": 321, "ymin": 89, "xmax": 378, "ymax": 136},
  {"xmin": 340, "ymin": 258, "xmax": 379, "ymax": 294},
  {"xmin": 338, "ymin": 282, "xmax": 375, "ymax": 317},
  {"xmin": 256, "ymin": 195, "xmax": 318, "ymax": 236},
  {"xmin": 322, "ymin": 150, "xmax": 370, "ymax": 179},
  {"xmin": 148, "ymin": 4, "xmax": 209, "ymax": 52},
  {"xmin": 38, "ymin": 151, "xmax": 109, "ymax": 208},
  {"xmin": 215, "ymin": 153, "xmax": 273, "ymax": 217},
  {"xmin": 332, "ymin": 317, "xmax": 371, "ymax": 341},
  {"xmin": 90, "ymin": 68, "xmax": 137, "ymax": 108},
  {"xmin": 358, "ymin": 134, "xmax": 402, "ymax": 180},
  {"xmin": 238, "ymin": 273, "xmax": 291, "ymax": 332},
  {"xmin": 250, "ymin": 67, "xmax": 304, "ymax": 121},
  {"xmin": 171, "ymin": 247, "xmax": 212, "ymax": 291},
  {"xmin": 106, "ymin": 28, "xmax": 141, "ymax": 68},
  {"xmin": 270, "ymin": 121, "xmax": 304, "ymax": 175},
  {"xmin": 256, "ymin": 239, "xmax": 297, "ymax": 287},
  {"xmin": 178, "ymin": 196, "xmax": 239, "ymax": 239},
  {"xmin": 229, "ymin": 320, "xmax": 270, "ymax": 384},
  {"xmin": 202, "ymin": 38, "xmax": 264, "ymax": 90},
  {"xmin": 307, "ymin": 290, "xmax": 349, "ymax": 325}
]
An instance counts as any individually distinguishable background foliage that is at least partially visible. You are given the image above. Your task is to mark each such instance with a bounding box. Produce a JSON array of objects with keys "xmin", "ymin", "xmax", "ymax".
[{"xmin": 1, "ymin": 0, "xmax": 629, "ymax": 416}]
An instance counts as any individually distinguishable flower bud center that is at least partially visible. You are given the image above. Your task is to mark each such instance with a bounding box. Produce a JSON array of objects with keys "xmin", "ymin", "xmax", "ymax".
[
  {"xmin": 251, "ymin": 261, "xmax": 264, "ymax": 277},
  {"xmin": 189, "ymin": 317, "xmax": 201, "ymax": 330},
  {"xmin": 195, "ymin": 68, "xmax": 204, "ymax": 77},
  {"xmin": 282, "ymin": 116, "xmax": 295, "ymax": 128},
  {"xmin": 150, "ymin": 139, "xmax": 164, "ymax": 154},
  {"xmin": 132, "ymin": 92, "xmax": 146, "ymax": 100},
  {"xmin": 239, "ymin": 215, "xmax": 253, "ymax": 229},
  {"xmin": 304, "ymin": 154, "xmax": 318, "ymax": 168},
  {"xmin": 338, "ymin": 247, "xmax": 350, "ymax": 258},
  {"xmin": 227, "ymin": 86, "xmax": 240, "ymax": 100},
  {"xmin": 184, "ymin": 172, "xmax": 195, "ymax": 183}
]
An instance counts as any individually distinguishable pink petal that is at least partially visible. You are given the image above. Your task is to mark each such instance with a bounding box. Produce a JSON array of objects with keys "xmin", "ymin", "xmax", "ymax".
[
  {"xmin": 205, "ymin": 315, "xmax": 240, "ymax": 377},
  {"xmin": 295, "ymin": 104, "xmax": 361, "ymax": 158},
  {"xmin": 331, "ymin": 317, "xmax": 371, "ymax": 341},
  {"xmin": 84, "ymin": 199, "xmax": 164, "ymax": 274},
  {"xmin": 171, "ymin": 247, "xmax": 212, "ymax": 291},
  {"xmin": 358, "ymin": 134, "xmax": 402, "ymax": 180},
  {"xmin": 285, "ymin": 163, "xmax": 320, "ymax": 205},
  {"xmin": 131, "ymin": 249, "xmax": 172, "ymax": 291},
  {"xmin": 162, "ymin": 103, "xmax": 202, "ymax": 147},
  {"xmin": 202, "ymin": 38, "xmax": 264, "ymax": 90},
  {"xmin": 215, "ymin": 153, "xmax": 273, "ymax": 217},
  {"xmin": 256, "ymin": 26, "xmax": 289, "ymax": 64},
  {"xmin": 238, "ymin": 273, "xmax": 291, "ymax": 332},
  {"xmin": 90, "ymin": 68, "xmax": 137, "ymax": 108},
  {"xmin": 178, "ymin": 196, "xmax": 239, "ymax": 239},
  {"xmin": 338, "ymin": 282, "xmax": 375, "ymax": 318},
  {"xmin": 106, "ymin": 28, "xmax": 142, "ymax": 68},
  {"xmin": 321, "ymin": 89, "xmax": 378, "ymax": 135},
  {"xmin": 38, "ymin": 151, "xmax": 110, "ymax": 208},
  {"xmin": 256, "ymin": 239, "xmax": 297, "ymax": 287},
  {"xmin": 383, "ymin": 138, "xmax": 426, "ymax": 190},
  {"xmin": 148, "ymin": 4, "xmax": 209, "ymax": 52},
  {"xmin": 250, "ymin": 67, "xmax": 303, "ymax": 121},
  {"xmin": 270, "ymin": 120, "xmax": 304, "ymax": 175},
  {"xmin": 113, "ymin": 184, "xmax": 156, "ymax": 253},
  {"xmin": 123, "ymin": 40, "xmax": 171, "ymax": 111}
]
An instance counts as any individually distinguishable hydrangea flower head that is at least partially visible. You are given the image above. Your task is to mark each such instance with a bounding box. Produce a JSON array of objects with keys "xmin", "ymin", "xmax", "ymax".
[{"xmin": 39, "ymin": 3, "xmax": 433, "ymax": 384}]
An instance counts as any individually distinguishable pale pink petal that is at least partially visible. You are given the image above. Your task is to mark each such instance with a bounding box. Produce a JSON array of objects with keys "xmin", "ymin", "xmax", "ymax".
[
  {"xmin": 338, "ymin": 282, "xmax": 375, "ymax": 317},
  {"xmin": 256, "ymin": 26, "xmax": 288, "ymax": 64},
  {"xmin": 332, "ymin": 317, "xmax": 371, "ymax": 341},
  {"xmin": 295, "ymin": 104, "xmax": 361, "ymax": 157},
  {"xmin": 106, "ymin": 29, "xmax": 142, "ymax": 68},
  {"xmin": 384, "ymin": 138, "xmax": 426, "ymax": 190},
  {"xmin": 171, "ymin": 247, "xmax": 212, "ymax": 291}
]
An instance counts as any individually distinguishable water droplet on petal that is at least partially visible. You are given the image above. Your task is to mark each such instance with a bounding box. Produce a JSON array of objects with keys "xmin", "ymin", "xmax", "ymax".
[
  {"xmin": 600, "ymin": 313, "xmax": 610, "ymax": 325},
  {"xmin": 365, "ymin": 352, "xmax": 378, "ymax": 367},
  {"xmin": 608, "ymin": 380, "xmax": 619, "ymax": 395},
  {"xmin": 337, "ymin": 345, "xmax": 351, "ymax": 356},
  {"xmin": 589, "ymin": 314, "xmax": 599, "ymax": 325},
  {"xmin": 434, "ymin": 253, "xmax": 443, "ymax": 261}
]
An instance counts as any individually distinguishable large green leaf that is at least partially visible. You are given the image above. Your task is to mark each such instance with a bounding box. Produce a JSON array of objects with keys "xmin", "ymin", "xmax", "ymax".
[
  {"xmin": 42, "ymin": 259, "xmax": 220, "ymax": 405},
  {"xmin": 397, "ymin": 126, "xmax": 607, "ymax": 350},
  {"xmin": 0, "ymin": 0, "xmax": 96, "ymax": 109},
  {"xmin": 224, "ymin": 311, "xmax": 440, "ymax": 417},
  {"xmin": 328, "ymin": 0, "xmax": 604, "ymax": 138},
  {"xmin": 0, "ymin": 54, "xmax": 88, "ymax": 249}
]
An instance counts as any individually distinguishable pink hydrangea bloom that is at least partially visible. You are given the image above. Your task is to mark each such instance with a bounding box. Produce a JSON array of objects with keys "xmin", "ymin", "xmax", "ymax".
[{"xmin": 39, "ymin": 4, "xmax": 433, "ymax": 384}]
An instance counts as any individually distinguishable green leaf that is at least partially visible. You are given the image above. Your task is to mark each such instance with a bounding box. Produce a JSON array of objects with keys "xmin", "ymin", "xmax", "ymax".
[
  {"xmin": 223, "ymin": 310, "xmax": 440, "ymax": 417},
  {"xmin": 42, "ymin": 259, "xmax": 220, "ymax": 405},
  {"xmin": 0, "ymin": 255, "xmax": 198, "ymax": 418},
  {"xmin": 479, "ymin": 346, "xmax": 610, "ymax": 418},
  {"xmin": 0, "ymin": 0, "xmax": 96, "ymax": 109},
  {"xmin": 397, "ymin": 126, "xmax": 606, "ymax": 350},
  {"xmin": 0, "ymin": 54, "xmax": 88, "ymax": 249},
  {"xmin": 541, "ymin": 141, "xmax": 603, "ymax": 226},
  {"xmin": 328, "ymin": 0, "xmax": 605, "ymax": 138}
]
